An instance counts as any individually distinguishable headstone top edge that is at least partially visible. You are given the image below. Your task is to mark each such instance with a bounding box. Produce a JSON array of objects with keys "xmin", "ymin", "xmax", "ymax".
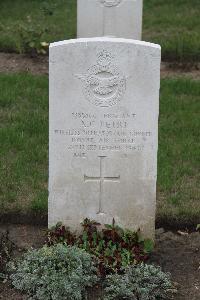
[
  {"xmin": 78, "ymin": 0, "xmax": 143, "ymax": 4},
  {"xmin": 49, "ymin": 37, "xmax": 161, "ymax": 51}
]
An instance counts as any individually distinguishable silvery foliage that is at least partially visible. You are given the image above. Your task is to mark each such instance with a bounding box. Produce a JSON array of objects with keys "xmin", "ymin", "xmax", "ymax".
[
  {"xmin": 104, "ymin": 263, "xmax": 173, "ymax": 300},
  {"xmin": 8, "ymin": 243, "xmax": 98, "ymax": 300}
]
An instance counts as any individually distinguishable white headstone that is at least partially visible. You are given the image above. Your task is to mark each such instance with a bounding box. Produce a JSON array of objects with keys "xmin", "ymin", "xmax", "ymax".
[
  {"xmin": 77, "ymin": 0, "xmax": 143, "ymax": 40},
  {"xmin": 49, "ymin": 37, "xmax": 161, "ymax": 238}
]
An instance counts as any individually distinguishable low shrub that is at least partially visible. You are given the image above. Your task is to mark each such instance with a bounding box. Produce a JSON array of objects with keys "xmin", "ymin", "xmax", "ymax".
[
  {"xmin": 104, "ymin": 263, "xmax": 174, "ymax": 300},
  {"xmin": 7, "ymin": 223, "xmax": 174, "ymax": 300},
  {"xmin": 8, "ymin": 243, "xmax": 98, "ymax": 300},
  {"xmin": 46, "ymin": 219, "xmax": 154, "ymax": 276}
]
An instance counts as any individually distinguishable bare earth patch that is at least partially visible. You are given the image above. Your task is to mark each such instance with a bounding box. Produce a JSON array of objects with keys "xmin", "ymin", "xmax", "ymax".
[
  {"xmin": 0, "ymin": 53, "xmax": 48, "ymax": 76},
  {"xmin": 161, "ymin": 62, "xmax": 200, "ymax": 80},
  {"xmin": 0, "ymin": 52, "xmax": 200, "ymax": 79},
  {"xmin": 0, "ymin": 225, "xmax": 199, "ymax": 300}
]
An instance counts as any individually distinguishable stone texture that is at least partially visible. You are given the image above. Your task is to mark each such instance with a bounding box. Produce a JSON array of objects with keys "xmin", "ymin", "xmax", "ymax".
[
  {"xmin": 77, "ymin": 0, "xmax": 143, "ymax": 40},
  {"xmin": 49, "ymin": 37, "xmax": 161, "ymax": 238}
]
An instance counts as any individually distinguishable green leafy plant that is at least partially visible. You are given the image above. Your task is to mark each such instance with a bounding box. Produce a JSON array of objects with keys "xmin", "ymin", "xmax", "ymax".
[
  {"xmin": 0, "ymin": 231, "xmax": 15, "ymax": 281},
  {"xmin": 196, "ymin": 224, "xmax": 200, "ymax": 231},
  {"xmin": 46, "ymin": 219, "xmax": 154, "ymax": 276},
  {"xmin": 8, "ymin": 243, "xmax": 98, "ymax": 300},
  {"xmin": 104, "ymin": 263, "xmax": 174, "ymax": 300},
  {"xmin": 13, "ymin": 22, "xmax": 49, "ymax": 56}
]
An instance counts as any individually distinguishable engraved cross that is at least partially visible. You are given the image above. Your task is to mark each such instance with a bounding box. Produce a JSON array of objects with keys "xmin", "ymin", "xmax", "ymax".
[{"xmin": 84, "ymin": 156, "xmax": 120, "ymax": 214}]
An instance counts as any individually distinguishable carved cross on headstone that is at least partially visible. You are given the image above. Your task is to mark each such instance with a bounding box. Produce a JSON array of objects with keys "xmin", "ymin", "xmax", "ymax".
[{"xmin": 84, "ymin": 156, "xmax": 120, "ymax": 214}]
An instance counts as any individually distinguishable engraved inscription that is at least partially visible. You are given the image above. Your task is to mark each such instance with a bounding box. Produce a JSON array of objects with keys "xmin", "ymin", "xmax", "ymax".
[
  {"xmin": 54, "ymin": 111, "xmax": 153, "ymax": 158},
  {"xmin": 99, "ymin": 0, "xmax": 122, "ymax": 7},
  {"xmin": 84, "ymin": 156, "xmax": 120, "ymax": 214},
  {"xmin": 76, "ymin": 50, "xmax": 126, "ymax": 107}
]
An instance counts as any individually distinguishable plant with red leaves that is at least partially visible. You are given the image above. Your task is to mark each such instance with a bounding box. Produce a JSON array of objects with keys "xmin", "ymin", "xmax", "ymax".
[{"xmin": 46, "ymin": 219, "xmax": 153, "ymax": 277}]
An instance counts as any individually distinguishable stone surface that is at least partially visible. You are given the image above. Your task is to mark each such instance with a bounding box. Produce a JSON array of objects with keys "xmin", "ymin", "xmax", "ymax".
[
  {"xmin": 77, "ymin": 0, "xmax": 143, "ymax": 40},
  {"xmin": 49, "ymin": 37, "xmax": 161, "ymax": 238}
]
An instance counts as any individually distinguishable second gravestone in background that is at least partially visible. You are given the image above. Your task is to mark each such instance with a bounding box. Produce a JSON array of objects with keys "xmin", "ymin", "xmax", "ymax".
[
  {"xmin": 49, "ymin": 37, "xmax": 161, "ymax": 238},
  {"xmin": 77, "ymin": 0, "xmax": 143, "ymax": 40}
]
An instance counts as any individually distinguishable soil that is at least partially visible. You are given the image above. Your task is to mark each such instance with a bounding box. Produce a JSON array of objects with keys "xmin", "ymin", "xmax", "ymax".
[
  {"xmin": 160, "ymin": 62, "xmax": 200, "ymax": 80},
  {"xmin": 0, "ymin": 225, "xmax": 199, "ymax": 300},
  {"xmin": 0, "ymin": 52, "xmax": 200, "ymax": 79},
  {"xmin": 152, "ymin": 229, "xmax": 200, "ymax": 300},
  {"xmin": 0, "ymin": 53, "xmax": 48, "ymax": 76}
]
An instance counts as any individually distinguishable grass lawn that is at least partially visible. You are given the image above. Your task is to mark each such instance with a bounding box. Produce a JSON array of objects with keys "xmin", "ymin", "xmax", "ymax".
[
  {"xmin": 0, "ymin": 74, "xmax": 48, "ymax": 213},
  {"xmin": 0, "ymin": 73, "xmax": 199, "ymax": 224},
  {"xmin": 143, "ymin": 0, "xmax": 200, "ymax": 62},
  {"xmin": 0, "ymin": 0, "xmax": 199, "ymax": 62},
  {"xmin": 158, "ymin": 78, "xmax": 200, "ymax": 224}
]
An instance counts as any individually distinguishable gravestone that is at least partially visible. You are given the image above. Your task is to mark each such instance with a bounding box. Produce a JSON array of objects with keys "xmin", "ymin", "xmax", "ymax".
[
  {"xmin": 49, "ymin": 37, "xmax": 161, "ymax": 238},
  {"xmin": 77, "ymin": 0, "xmax": 143, "ymax": 40}
]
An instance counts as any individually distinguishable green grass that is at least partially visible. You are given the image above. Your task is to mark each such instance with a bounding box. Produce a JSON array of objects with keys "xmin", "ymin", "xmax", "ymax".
[
  {"xmin": 0, "ymin": 0, "xmax": 199, "ymax": 62},
  {"xmin": 0, "ymin": 0, "xmax": 76, "ymax": 53},
  {"xmin": 0, "ymin": 73, "xmax": 200, "ymax": 222},
  {"xmin": 157, "ymin": 78, "xmax": 200, "ymax": 223},
  {"xmin": 143, "ymin": 0, "xmax": 200, "ymax": 62},
  {"xmin": 0, "ymin": 74, "xmax": 48, "ymax": 213}
]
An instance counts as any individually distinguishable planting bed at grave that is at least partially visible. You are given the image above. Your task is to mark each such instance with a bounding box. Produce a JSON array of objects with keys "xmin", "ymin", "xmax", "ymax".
[
  {"xmin": 0, "ymin": 224, "xmax": 200, "ymax": 300},
  {"xmin": 0, "ymin": 73, "xmax": 199, "ymax": 226},
  {"xmin": 1, "ymin": 221, "xmax": 173, "ymax": 300},
  {"xmin": 0, "ymin": 0, "xmax": 199, "ymax": 63}
]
